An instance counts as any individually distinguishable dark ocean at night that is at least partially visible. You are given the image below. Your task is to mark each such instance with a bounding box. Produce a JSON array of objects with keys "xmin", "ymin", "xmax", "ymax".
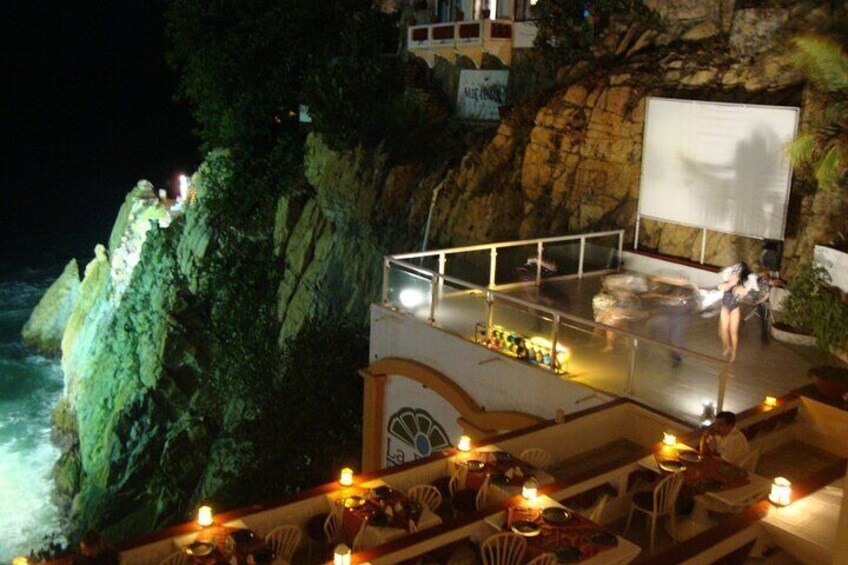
[{"xmin": 0, "ymin": 237, "xmax": 94, "ymax": 560}]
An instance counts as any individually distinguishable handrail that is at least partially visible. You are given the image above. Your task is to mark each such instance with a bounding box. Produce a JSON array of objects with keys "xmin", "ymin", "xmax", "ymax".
[
  {"xmin": 385, "ymin": 256, "xmax": 728, "ymax": 367},
  {"xmin": 391, "ymin": 230, "xmax": 624, "ymax": 260}
]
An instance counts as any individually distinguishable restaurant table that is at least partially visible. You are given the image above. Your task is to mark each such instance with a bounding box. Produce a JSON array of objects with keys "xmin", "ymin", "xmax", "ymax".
[
  {"xmin": 326, "ymin": 479, "xmax": 443, "ymax": 548},
  {"xmin": 451, "ymin": 444, "xmax": 556, "ymax": 503},
  {"xmin": 485, "ymin": 495, "xmax": 641, "ymax": 564},
  {"xmin": 172, "ymin": 520, "xmax": 269, "ymax": 564},
  {"xmin": 637, "ymin": 444, "xmax": 770, "ymax": 541},
  {"xmin": 760, "ymin": 482, "xmax": 843, "ymax": 565}
]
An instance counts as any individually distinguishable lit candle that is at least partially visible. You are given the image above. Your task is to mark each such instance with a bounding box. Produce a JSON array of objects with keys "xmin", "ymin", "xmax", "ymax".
[
  {"xmin": 769, "ymin": 477, "xmax": 792, "ymax": 506},
  {"xmin": 764, "ymin": 396, "xmax": 778, "ymax": 407},
  {"xmin": 334, "ymin": 543, "xmax": 352, "ymax": 565},
  {"xmin": 197, "ymin": 505, "xmax": 213, "ymax": 527},
  {"xmin": 339, "ymin": 467, "xmax": 354, "ymax": 487},
  {"xmin": 522, "ymin": 478, "xmax": 539, "ymax": 501},
  {"xmin": 457, "ymin": 435, "xmax": 472, "ymax": 452},
  {"xmin": 13, "ymin": 558, "xmax": 28, "ymax": 565},
  {"xmin": 663, "ymin": 432, "xmax": 676, "ymax": 446}
]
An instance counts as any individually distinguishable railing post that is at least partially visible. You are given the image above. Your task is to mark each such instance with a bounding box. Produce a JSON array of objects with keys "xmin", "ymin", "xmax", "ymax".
[
  {"xmin": 617, "ymin": 230, "xmax": 625, "ymax": 271},
  {"xmin": 634, "ymin": 216, "xmax": 641, "ymax": 250},
  {"xmin": 549, "ymin": 314, "xmax": 560, "ymax": 372},
  {"xmin": 700, "ymin": 228, "xmax": 708, "ymax": 265},
  {"xmin": 438, "ymin": 253, "xmax": 447, "ymax": 298},
  {"xmin": 486, "ymin": 290, "xmax": 495, "ymax": 342},
  {"xmin": 489, "ymin": 247, "xmax": 498, "ymax": 288},
  {"xmin": 535, "ymin": 242, "xmax": 543, "ymax": 286},
  {"xmin": 382, "ymin": 258, "xmax": 390, "ymax": 304},
  {"xmin": 429, "ymin": 272, "xmax": 439, "ymax": 324},
  {"xmin": 717, "ymin": 363, "xmax": 730, "ymax": 411},
  {"xmin": 626, "ymin": 337, "xmax": 638, "ymax": 396},
  {"xmin": 578, "ymin": 237, "xmax": 586, "ymax": 278}
]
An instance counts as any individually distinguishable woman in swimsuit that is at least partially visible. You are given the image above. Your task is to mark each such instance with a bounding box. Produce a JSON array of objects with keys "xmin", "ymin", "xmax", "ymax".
[{"xmin": 718, "ymin": 266, "xmax": 747, "ymax": 362}]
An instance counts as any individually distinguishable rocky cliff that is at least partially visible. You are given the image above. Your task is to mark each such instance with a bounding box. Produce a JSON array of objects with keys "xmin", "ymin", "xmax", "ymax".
[{"xmin": 29, "ymin": 0, "xmax": 846, "ymax": 544}]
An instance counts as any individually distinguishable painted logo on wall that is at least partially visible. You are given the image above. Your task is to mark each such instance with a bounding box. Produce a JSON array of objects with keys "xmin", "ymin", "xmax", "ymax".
[{"xmin": 386, "ymin": 407, "xmax": 452, "ymax": 467}]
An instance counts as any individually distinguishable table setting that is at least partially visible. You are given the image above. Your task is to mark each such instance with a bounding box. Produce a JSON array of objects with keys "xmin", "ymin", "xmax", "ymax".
[
  {"xmin": 177, "ymin": 525, "xmax": 271, "ymax": 565},
  {"xmin": 485, "ymin": 496, "xmax": 641, "ymax": 564},
  {"xmin": 454, "ymin": 447, "xmax": 556, "ymax": 500}
]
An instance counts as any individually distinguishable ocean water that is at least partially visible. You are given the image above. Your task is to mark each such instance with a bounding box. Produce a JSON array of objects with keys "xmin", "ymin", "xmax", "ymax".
[{"xmin": 0, "ymin": 266, "xmax": 66, "ymax": 560}]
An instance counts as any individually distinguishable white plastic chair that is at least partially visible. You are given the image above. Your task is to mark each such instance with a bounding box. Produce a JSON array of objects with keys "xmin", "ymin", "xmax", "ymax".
[
  {"xmin": 265, "ymin": 524, "xmax": 302, "ymax": 565},
  {"xmin": 519, "ymin": 448, "xmax": 553, "ymax": 471},
  {"xmin": 352, "ymin": 519, "xmax": 383, "ymax": 552},
  {"xmin": 625, "ymin": 470, "xmax": 685, "ymax": 553},
  {"xmin": 323, "ymin": 506, "xmax": 343, "ymax": 544},
  {"xmin": 156, "ymin": 552, "xmax": 189, "ymax": 565},
  {"xmin": 407, "ymin": 484, "xmax": 443, "ymax": 513},
  {"xmin": 480, "ymin": 532, "xmax": 527, "ymax": 565},
  {"xmin": 475, "ymin": 474, "xmax": 491, "ymax": 510},
  {"xmin": 587, "ymin": 493, "xmax": 609, "ymax": 524},
  {"xmin": 448, "ymin": 465, "xmax": 468, "ymax": 495},
  {"xmin": 739, "ymin": 448, "xmax": 761, "ymax": 473},
  {"xmin": 526, "ymin": 553, "xmax": 558, "ymax": 565}
]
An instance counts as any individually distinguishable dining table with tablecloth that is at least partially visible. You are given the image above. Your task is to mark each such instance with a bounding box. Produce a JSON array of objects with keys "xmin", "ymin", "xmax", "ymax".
[
  {"xmin": 451, "ymin": 444, "xmax": 557, "ymax": 502},
  {"xmin": 326, "ymin": 479, "xmax": 443, "ymax": 548},
  {"xmin": 485, "ymin": 495, "xmax": 642, "ymax": 564}
]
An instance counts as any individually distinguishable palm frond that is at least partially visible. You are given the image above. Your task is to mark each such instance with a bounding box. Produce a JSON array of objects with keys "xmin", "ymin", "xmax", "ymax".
[
  {"xmin": 814, "ymin": 145, "xmax": 844, "ymax": 188},
  {"xmin": 787, "ymin": 133, "xmax": 817, "ymax": 166},
  {"xmin": 792, "ymin": 36, "xmax": 848, "ymax": 93}
]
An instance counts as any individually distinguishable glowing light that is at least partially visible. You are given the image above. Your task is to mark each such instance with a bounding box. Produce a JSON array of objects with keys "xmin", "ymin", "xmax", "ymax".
[
  {"xmin": 457, "ymin": 435, "xmax": 472, "ymax": 452},
  {"xmin": 764, "ymin": 396, "xmax": 778, "ymax": 407},
  {"xmin": 663, "ymin": 432, "xmax": 676, "ymax": 446},
  {"xmin": 399, "ymin": 288, "xmax": 424, "ymax": 309},
  {"xmin": 339, "ymin": 467, "xmax": 354, "ymax": 487},
  {"xmin": 13, "ymin": 558, "xmax": 28, "ymax": 565},
  {"xmin": 334, "ymin": 544, "xmax": 352, "ymax": 565},
  {"xmin": 522, "ymin": 478, "xmax": 539, "ymax": 501},
  {"xmin": 179, "ymin": 174, "xmax": 190, "ymax": 202},
  {"xmin": 769, "ymin": 477, "xmax": 792, "ymax": 506},
  {"xmin": 197, "ymin": 505, "xmax": 213, "ymax": 527},
  {"xmin": 700, "ymin": 401, "xmax": 716, "ymax": 427}
]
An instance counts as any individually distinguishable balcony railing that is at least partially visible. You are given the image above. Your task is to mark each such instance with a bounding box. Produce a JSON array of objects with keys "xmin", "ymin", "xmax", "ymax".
[
  {"xmin": 381, "ymin": 231, "xmax": 734, "ymax": 424},
  {"xmin": 407, "ymin": 19, "xmax": 514, "ymax": 67}
]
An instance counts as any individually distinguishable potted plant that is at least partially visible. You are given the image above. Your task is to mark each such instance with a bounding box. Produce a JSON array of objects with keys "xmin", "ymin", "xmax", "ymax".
[
  {"xmin": 808, "ymin": 365, "xmax": 848, "ymax": 400},
  {"xmin": 781, "ymin": 262, "xmax": 848, "ymax": 377}
]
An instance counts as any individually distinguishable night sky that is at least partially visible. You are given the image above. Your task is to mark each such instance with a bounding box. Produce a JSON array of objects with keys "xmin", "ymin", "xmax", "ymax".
[{"xmin": 1, "ymin": 1, "xmax": 197, "ymax": 265}]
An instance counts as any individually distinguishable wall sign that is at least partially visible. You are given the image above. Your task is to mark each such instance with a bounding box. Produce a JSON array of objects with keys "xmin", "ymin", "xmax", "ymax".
[
  {"xmin": 385, "ymin": 407, "xmax": 452, "ymax": 467},
  {"xmin": 457, "ymin": 70, "xmax": 509, "ymax": 121}
]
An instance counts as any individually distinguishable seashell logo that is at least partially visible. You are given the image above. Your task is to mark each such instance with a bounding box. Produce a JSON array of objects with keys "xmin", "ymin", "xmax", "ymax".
[{"xmin": 385, "ymin": 407, "xmax": 451, "ymax": 467}]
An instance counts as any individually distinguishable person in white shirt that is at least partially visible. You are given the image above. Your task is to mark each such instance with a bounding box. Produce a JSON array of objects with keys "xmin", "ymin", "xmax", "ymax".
[{"xmin": 699, "ymin": 411, "xmax": 749, "ymax": 465}]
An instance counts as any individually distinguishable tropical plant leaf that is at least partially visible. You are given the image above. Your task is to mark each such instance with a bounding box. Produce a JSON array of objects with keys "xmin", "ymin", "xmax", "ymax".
[{"xmin": 793, "ymin": 36, "xmax": 848, "ymax": 93}]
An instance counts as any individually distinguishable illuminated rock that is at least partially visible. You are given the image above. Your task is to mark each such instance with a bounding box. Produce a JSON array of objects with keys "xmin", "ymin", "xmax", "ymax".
[{"xmin": 21, "ymin": 259, "xmax": 80, "ymax": 353}]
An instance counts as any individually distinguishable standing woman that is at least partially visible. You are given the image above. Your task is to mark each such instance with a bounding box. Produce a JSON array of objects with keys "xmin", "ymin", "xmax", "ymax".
[{"xmin": 718, "ymin": 264, "xmax": 748, "ymax": 362}]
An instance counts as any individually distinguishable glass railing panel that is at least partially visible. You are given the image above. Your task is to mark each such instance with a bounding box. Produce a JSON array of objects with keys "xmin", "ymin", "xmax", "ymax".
[
  {"xmin": 582, "ymin": 233, "xmax": 621, "ymax": 274},
  {"xmin": 540, "ymin": 239, "xmax": 582, "ymax": 277},
  {"xmin": 487, "ymin": 295, "xmax": 556, "ymax": 370},
  {"xmin": 629, "ymin": 338, "xmax": 725, "ymax": 425},
  {"xmin": 443, "ymin": 249, "xmax": 491, "ymax": 288},
  {"xmin": 385, "ymin": 263, "xmax": 434, "ymax": 323},
  {"xmin": 432, "ymin": 280, "xmax": 488, "ymax": 341},
  {"xmin": 557, "ymin": 319, "xmax": 633, "ymax": 396},
  {"xmin": 492, "ymin": 243, "xmax": 540, "ymax": 286}
]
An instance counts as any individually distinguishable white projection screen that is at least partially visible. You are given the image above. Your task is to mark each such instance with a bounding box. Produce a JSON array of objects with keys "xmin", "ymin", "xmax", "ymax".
[{"xmin": 639, "ymin": 97, "xmax": 799, "ymax": 240}]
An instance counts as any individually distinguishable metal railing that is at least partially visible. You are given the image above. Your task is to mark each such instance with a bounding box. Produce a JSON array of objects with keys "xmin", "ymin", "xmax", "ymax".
[{"xmin": 381, "ymin": 230, "xmax": 733, "ymax": 421}]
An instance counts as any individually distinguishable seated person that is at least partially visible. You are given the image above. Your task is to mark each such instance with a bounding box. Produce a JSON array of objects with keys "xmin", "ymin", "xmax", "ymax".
[
  {"xmin": 73, "ymin": 530, "xmax": 119, "ymax": 565},
  {"xmin": 699, "ymin": 411, "xmax": 749, "ymax": 466}
]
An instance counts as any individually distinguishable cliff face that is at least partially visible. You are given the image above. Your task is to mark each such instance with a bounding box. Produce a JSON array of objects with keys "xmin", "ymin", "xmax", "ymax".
[{"xmin": 33, "ymin": 0, "xmax": 846, "ymax": 543}]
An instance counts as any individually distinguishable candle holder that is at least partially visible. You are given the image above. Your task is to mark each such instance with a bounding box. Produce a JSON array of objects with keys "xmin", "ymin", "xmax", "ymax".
[{"xmin": 769, "ymin": 477, "xmax": 792, "ymax": 506}]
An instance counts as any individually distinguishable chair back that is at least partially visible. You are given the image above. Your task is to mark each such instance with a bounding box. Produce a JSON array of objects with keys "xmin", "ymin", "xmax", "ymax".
[
  {"xmin": 476, "ymin": 475, "xmax": 491, "ymax": 510},
  {"xmin": 519, "ymin": 448, "xmax": 553, "ymax": 470},
  {"xmin": 480, "ymin": 532, "xmax": 527, "ymax": 565},
  {"xmin": 407, "ymin": 484, "xmax": 443, "ymax": 513},
  {"xmin": 526, "ymin": 553, "xmax": 558, "ymax": 565},
  {"xmin": 352, "ymin": 520, "xmax": 383, "ymax": 552},
  {"xmin": 265, "ymin": 524, "xmax": 302, "ymax": 563},
  {"xmin": 654, "ymin": 470, "xmax": 685, "ymax": 516},
  {"xmin": 449, "ymin": 466, "xmax": 468, "ymax": 495},
  {"xmin": 157, "ymin": 552, "xmax": 189, "ymax": 565},
  {"xmin": 323, "ymin": 507, "xmax": 343, "ymax": 544},
  {"xmin": 739, "ymin": 448, "xmax": 761, "ymax": 473},
  {"xmin": 587, "ymin": 493, "xmax": 609, "ymax": 523}
]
